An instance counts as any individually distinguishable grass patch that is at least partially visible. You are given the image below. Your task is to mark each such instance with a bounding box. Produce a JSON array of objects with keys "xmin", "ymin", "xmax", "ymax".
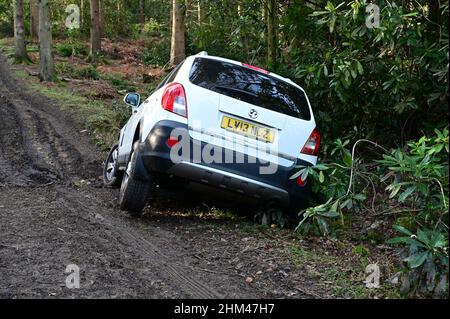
[
  {"xmin": 286, "ymin": 243, "xmax": 402, "ymax": 298},
  {"xmin": 55, "ymin": 63, "xmax": 100, "ymax": 80},
  {"xmin": 0, "ymin": 40, "xmax": 15, "ymax": 58},
  {"xmin": 141, "ymin": 39, "xmax": 170, "ymax": 66},
  {"xmin": 101, "ymin": 73, "xmax": 137, "ymax": 92},
  {"xmin": 56, "ymin": 41, "xmax": 88, "ymax": 57}
]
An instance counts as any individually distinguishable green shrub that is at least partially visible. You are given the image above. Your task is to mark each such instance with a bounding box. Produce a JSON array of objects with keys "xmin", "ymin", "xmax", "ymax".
[
  {"xmin": 352, "ymin": 245, "xmax": 370, "ymax": 257},
  {"xmin": 292, "ymin": 129, "xmax": 449, "ymax": 296},
  {"xmin": 55, "ymin": 62, "xmax": 76, "ymax": 76},
  {"xmin": 55, "ymin": 64, "xmax": 99, "ymax": 80},
  {"xmin": 74, "ymin": 66, "xmax": 100, "ymax": 80},
  {"xmin": 101, "ymin": 74, "xmax": 136, "ymax": 91},
  {"xmin": 388, "ymin": 226, "xmax": 448, "ymax": 297},
  {"xmin": 0, "ymin": 19, "xmax": 13, "ymax": 38},
  {"xmin": 56, "ymin": 42, "xmax": 88, "ymax": 57},
  {"xmin": 142, "ymin": 18, "xmax": 166, "ymax": 37},
  {"xmin": 377, "ymin": 129, "xmax": 449, "ymax": 215},
  {"xmin": 141, "ymin": 40, "xmax": 170, "ymax": 66}
]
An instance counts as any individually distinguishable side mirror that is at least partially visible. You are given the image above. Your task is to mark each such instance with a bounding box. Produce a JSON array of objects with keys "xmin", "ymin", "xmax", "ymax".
[{"xmin": 124, "ymin": 93, "xmax": 141, "ymax": 111}]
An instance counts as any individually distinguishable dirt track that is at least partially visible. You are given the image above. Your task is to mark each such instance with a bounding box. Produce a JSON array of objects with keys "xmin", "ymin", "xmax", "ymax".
[{"xmin": 0, "ymin": 54, "xmax": 324, "ymax": 299}]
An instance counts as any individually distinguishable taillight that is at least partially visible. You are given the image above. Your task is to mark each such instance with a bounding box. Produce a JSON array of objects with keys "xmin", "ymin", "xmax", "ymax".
[
  {"xmin": 242, "ymin": 63, "xmax": 270, "ymax": 74},
  {"xmin": 296, "ymin": 176, "xmax": 307, "ymax": 187},
  {"xmin": 301, "ymin": 128, "xmax": 321, "ymax": 156},
  {"xmin": 161, "ymin": 83, "xmax": 187, "ymax": 118},
  {"xmin": 166, "ymin": 136, "xmax": 179, "ymax": 148}
]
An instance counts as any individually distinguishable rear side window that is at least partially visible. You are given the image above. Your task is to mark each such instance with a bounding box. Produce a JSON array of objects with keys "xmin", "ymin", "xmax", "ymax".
[
  {"xmin": 156, "ymin": 61, "xmax": 184, "ymax": 91},
  {"xmin": 189, "ymin": 58, "xmax": 311, "ymax": 121}
]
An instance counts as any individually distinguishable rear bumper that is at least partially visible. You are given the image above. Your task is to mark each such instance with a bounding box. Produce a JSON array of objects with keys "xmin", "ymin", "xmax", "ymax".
[
  {"xmin": 168, "ymin": 161, "xmax": 290, "ymax": 203},
  {"xmin": 137, "ymin": 120, "xmax": 313, "ymax": 206}
]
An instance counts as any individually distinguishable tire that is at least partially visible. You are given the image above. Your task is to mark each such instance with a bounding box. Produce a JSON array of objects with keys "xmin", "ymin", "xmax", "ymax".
[
  {"xmin": 103, "ymin": 144, "xmax": 123, "ymax": 188},
  {"xmin": 286, "ymin": 199, "xmax": 311, "ymax": 228},
  {"xmin": 119, "ymin": 142, "xmax": 152, "ymax": 216}
]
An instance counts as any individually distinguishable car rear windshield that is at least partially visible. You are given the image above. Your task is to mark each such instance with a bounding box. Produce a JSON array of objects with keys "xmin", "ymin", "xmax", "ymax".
[{"xmin": 189, "ymin": 58, "xmax": 311, "ymax": 121}]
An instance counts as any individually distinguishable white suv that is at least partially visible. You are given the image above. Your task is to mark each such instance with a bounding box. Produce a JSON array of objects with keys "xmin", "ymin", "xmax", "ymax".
[{"xmin": 103, "ymin": 53, "xmax": 320, "ymax": 216}]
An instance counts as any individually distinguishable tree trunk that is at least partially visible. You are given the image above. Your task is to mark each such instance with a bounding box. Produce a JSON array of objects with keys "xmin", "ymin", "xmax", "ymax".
[
  {"xmin": 428, "ymin": 0, "xmax": 441, "ymax": 32},
  {"xmin": 30, "ymin": 0, "xmax": 39, "ymax": 42},
  {"xmin": 80, "ymin": 0, "xmax": 84, "ymax": 27},
  {"xmin": 267, "ymin": 0, "xmax": 278, "ymax": 67},
  {"xmin": 170, "ymin": 0, "xmax": 186, "ymax": 66},
  {"xmin": 99, "ymin": 0, "xmax": 104, "ymax": 37},
  {"xmin": 197, "ymin": 0, "xmax": 204, "ymax": 24},
  {"xmin": 139, "ymin": 0, "xmax": 145, "ymax": 24},
  {"xmin": 90, "ymin": 0, "xmax": 101, "ymax": 63},
  {"xmin": 38, "ymin": 0, "xmax": 54, "ymax": 81},
  {"xmin": 13, "ymin": 0, "xmax": 28, "ymax": 60},
  {"xmin": 117, "ymin": 0, "xmax": 122, "ymax": 25}
]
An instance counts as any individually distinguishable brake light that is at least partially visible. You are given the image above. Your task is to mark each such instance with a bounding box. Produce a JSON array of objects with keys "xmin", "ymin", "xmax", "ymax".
[
  {"xmin": 161, "ymin": 83, "xmax": 187, "ymax": 117},
  {"xmin": 166, "ymin": 136, "xmax": 179, "ymax": 148},
  {"xmin": 301, "ymin": 128, "xmax": 321, "ymax": 156},
  {"xmin": 296, "ymin": 176, "xmax": 307, "ymax": 187},
  {"xmin": 242, "ymin": 63, "xmax": 269, "ymax": 74}
]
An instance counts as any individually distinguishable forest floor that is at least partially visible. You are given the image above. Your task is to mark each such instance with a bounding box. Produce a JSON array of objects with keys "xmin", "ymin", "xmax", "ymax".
[{"xmin": 0, "ymin": 38, "xmax": 402, "ymax": 299}]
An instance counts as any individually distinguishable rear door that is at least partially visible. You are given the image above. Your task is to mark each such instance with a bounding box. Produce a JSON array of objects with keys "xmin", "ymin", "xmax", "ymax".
[{"xmin": 185, "ymin": 57, "xmax": 315, "ymax": 165}]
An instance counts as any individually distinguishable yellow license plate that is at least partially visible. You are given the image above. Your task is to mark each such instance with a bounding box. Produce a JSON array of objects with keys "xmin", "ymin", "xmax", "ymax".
[{"xmin": 221, "ymin": 116, "xmax": 275, "ymax": 143}]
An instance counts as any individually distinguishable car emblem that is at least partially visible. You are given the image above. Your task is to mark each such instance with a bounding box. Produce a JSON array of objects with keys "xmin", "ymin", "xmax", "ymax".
[{"xmin": 249, "ymin": 109, "xmax": 259, "ymax": 119}]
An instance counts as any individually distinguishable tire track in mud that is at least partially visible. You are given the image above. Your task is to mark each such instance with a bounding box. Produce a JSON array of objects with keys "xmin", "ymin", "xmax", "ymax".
[
  {"xmin": 0, "ymin": 56, "xmax": 99, "ymax": 186},
  {"xmin": 0, "ymin": 90, "xmax": 62, "ymax": 185},
  {"xmin": 0, "ymin": 101, "xmax": 31, "ymax": 186},
  {"xmin": 0, "ymin": 54, "xmax": 225, "ymax": 299},
  {"xmin": 57, "ymin": 187, "xmax": 223, "ymax": 298}
]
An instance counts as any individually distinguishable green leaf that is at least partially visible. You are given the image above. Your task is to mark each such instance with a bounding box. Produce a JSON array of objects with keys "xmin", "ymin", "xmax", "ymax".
[
  {"xmin": 343, "ymin": 151, "xmax": 353, "ymax": 167},
  {"xmin": 356, "ymin": 60, "xmax": 364, "ymax": 75},
  {"xmin": 388, "ymin": 184, "xmax": 402, "ymax": 199},
  {"xmin": 310, "ymin": 11, "xmax": 328, "ymax": 17},
  {"xmin": 398, "ymin": 186, "xmax": 415, "ymax": 202},
  {"xmin": 319, "ymin": 211, "xmax": 340, "ymax": 218},
  {"xmin": 405, "ymin": 252, "xmax": 429, "ymax": 268},
  {"xmin": 331, "ymin": 199, "xmax": 340, "ymax": 212},
  {"xmin": 301, "ymin": 169, "xmax": 309, "ymax": 181},
  {"xmin": 393, "ymin": 225, "xmax": 413, "ymax": 236},
  {"xmin": 319, "ymin": 171, "xmax": 325, "ymax": 183},
  {"xmin": 429, "ymin": 231, "xmax": 446, "ymax": 249},
  {"xmin": 314, "ymin": 164, "xmax": 330, "ymax": 170},
  {"xmin": 290, "ymin": 170, "xmax": 304, "ymax": 180},
  {"xmin": 316, "ymin": 216, "xmax": 329, "ymax": 235},
  {"xmin": 352, "ymin": 194, "xmax": 367, "ymax": 201}
]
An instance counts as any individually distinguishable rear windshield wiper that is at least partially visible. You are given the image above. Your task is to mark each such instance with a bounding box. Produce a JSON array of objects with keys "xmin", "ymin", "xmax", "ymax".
[{"xmin": 213, "ymin": 85, "xmax": 258, "ymax": 98}]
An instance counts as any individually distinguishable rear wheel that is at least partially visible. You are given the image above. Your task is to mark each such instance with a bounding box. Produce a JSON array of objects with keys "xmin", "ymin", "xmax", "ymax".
[
  {"xmin": 119, "ymin": 142, "xmax": 152, "ymax": 216},
  {"xmin": 103, "ymin": 144, "xmax": 123, "ymax": 188}
]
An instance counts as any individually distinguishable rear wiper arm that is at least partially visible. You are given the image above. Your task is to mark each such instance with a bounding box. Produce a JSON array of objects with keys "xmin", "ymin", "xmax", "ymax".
[{"xmin": 213, "ymin": 85, "xmax": 258, "ymax": 98}]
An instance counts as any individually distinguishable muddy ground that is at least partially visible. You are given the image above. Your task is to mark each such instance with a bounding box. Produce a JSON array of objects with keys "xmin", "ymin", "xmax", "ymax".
[{"xmin": 1, "ymin": 52, "xmax": 344, "ymax": 299}]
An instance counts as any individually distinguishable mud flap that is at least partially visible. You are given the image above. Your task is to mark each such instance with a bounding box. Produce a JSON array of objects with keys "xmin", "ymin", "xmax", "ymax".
[{"xmin": 131, "ymin": 143, "xmax": 151, "ymax": 181}]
